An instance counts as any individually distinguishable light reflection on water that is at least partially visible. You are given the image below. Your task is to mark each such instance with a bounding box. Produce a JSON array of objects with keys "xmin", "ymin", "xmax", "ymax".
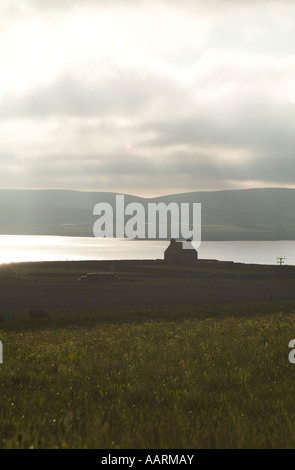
[
  {"xmin": 0, "ymin": 235, "xmax": 168, "ymax": 264},
  {"xmin": 0, "ymin": 235, "xmax": 294, "ymax": 265}
]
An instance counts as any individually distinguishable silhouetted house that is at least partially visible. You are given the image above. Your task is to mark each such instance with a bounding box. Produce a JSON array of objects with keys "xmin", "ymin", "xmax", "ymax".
[{"xmin": 164, "ymin": 239, "xmax": 198, "ymax": 264}]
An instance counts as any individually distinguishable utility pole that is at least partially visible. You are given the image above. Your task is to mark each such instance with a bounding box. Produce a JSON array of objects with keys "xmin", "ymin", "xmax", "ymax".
[{"xmin": 277, "ymin": 257, "xmax": 286, "ymax": 266}]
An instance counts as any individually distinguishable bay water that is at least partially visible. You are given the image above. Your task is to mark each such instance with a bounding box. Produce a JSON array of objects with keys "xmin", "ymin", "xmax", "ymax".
[{"xmin": 0, "ymin": 235, "xmax": 294, "ymax": 266}]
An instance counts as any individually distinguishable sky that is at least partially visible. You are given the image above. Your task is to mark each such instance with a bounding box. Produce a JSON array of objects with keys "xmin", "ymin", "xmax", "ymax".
[{"xmin": 0, "ymin": 0, "xmax": 295, "ymax": 197}]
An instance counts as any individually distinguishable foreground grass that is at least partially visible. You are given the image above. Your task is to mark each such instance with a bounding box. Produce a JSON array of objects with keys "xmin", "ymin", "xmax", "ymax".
[{"xmin": 1, "ymin": 302, "xmax": 295, "ymax": 448}]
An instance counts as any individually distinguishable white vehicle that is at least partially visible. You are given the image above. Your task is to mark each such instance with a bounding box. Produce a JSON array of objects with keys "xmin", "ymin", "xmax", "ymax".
[{"xmin": 79, "ymin": 273, "xmax": 119, "ymax": 282}]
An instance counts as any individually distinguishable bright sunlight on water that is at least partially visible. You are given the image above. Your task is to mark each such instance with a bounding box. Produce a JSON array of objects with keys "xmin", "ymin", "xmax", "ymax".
[{"xmin": 0, "ymin": 235, "xmax": 294, "ymax": 265}]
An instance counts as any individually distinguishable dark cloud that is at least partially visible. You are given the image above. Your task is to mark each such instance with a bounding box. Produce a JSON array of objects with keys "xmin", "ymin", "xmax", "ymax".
[
  {"xmin": 3, "ymin": 140, "xmax": 294, "ymax": 195},
  {"xmin": 2, "ymin": 68, "xmax": 184, "ymax": 118},
  {"xmin": 142, "ymin": 108, "xmax": 295, "ymax": 159}
]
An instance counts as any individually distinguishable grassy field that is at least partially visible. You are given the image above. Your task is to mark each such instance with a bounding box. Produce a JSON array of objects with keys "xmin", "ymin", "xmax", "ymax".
[
  {"xmin": 1, "ymin": 261, "xmax": 295, "ymax": 449},
  {"xmin": 1, "ymin": 300, "xmax": 295, "ymax": 449}
]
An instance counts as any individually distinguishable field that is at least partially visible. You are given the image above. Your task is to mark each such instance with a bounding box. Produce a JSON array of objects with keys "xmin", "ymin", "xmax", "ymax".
[{"xmin": 1, "ymin": 260, "xmax": 295, "ymax": 449}]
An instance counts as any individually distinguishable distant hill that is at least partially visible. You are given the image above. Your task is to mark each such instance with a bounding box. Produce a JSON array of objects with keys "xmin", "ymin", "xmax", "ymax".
[{"xmin": 0, "ymin": 188, "xmax": 294, "ymax": 240}]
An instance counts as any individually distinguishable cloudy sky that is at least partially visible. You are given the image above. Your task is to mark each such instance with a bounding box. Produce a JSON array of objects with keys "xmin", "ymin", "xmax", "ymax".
[{"xmin": 1, "ymin": 0, "xmax": 295, "ymax": 197}]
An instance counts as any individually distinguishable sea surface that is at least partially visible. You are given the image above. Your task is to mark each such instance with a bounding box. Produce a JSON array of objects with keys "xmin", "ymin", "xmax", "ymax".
[{"xmin": 0, "ymin": 235, "xmax": 294, "ymax": 266}]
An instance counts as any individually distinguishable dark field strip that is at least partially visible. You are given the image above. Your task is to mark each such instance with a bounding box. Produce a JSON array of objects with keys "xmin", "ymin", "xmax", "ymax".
[{"xmin": 0, "ymin": 277, "xmax": 294, "ymax": 311}]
